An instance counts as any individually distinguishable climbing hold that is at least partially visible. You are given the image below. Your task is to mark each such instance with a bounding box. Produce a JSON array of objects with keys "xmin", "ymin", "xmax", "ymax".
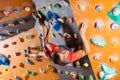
[
  {"xmin": 74, "ymin": 33, "xmax": 78, "ymax": 39},
  {"xmin": 109, "ymin": 56, "xmax": 119, "ymax": 63},
  {"xmin": 0, "ymin": 71, "xmax": 2, "ymax": 74},
  {"xmin": 83, "ymin": 62, "xmax": 89, "ymax": 67},
  {"xmin": 46, "ymin": 11, "xmax": 61, "ymax": 31},
  {"xmin": 93, "ymin": 55, "xmax": 100, "ymax": 60},
  {"xmin": 40, "ymin": 7, "xmax": 46, "ymax": 11},
  {"xmin": 19, "ymin": 20, "xmax": 26, "ymax": 24},
  {"xmin": 95, "ymin": 21, "xmax": 103, "ymax": 30},
  {"xmin": 8, "ymin": 79, "xmax": 13, "ymax": 80},
  {"xmin": 58, "ymin": 18, "xmax": 65, "ymax": 23},
  {"xmin": 3, "ymin": 44, "xmax": 9, "ymax": 48},
  {"xmin": 3, "ymin": 10, "xmax": 11, "ymax": 16},
  {"xmin": 35, "ymin": 58, "xmax": 41, "ymax": 62},
  {"xmin": 72, "ymin": 73, "xmax": 78, "ymax": 79},
  {"xmin": 57, "ymin": 70, "xmax": 62, "ymax": 74},
  {"xmin": 18, "ymin": 37, "xmax": 24, "ymax": 42},
  {"xmin": 0, "ymin": 53, "xmax": 10, "ymax": 66},
  {"xmin": 63, "ymin": 33, "xmax": 71, "ymax": 38},
  {"xmin": 4, "ymin": 68, "xmax": 8, "ymax": 71},
  {"xmin": 27, "ymin": 59, "xmax": 34, "ymax": 65},
  {"xmin": 90, "ymin": 37, "xmax": 106, "ymax": 47},
  {"xmin": 68, "ymin": 17, "xmax": 73, "ymax": 24},
  {"xmin": 78, "ymin": 4, "xmax": 86, "ymax": 11},
  {"xmin": 26, "ymin": 35, "xmax": 34, "ymax": 39},
  {"xmin": 54, "ymin": 4, "xmax": 61, "ymax": 9},
  {"xmin": 11, "ymin": 65, "xmax": 16, "ymax": 69},
  {"xmin": 112, "ymin": 7, "xmax": 120, "ymax": 16},
  {"xmin": 26, "ymin": 69, "xmax": 32, "ymax": 75},
  {"xmin": 19, "ymin": 62, "xmax": 24, "ymax": 68},
  {"xmin": 58, "ymin": 33, "xmax": 63, "ymax": 38},
  {"xmin": 79, "ymin": 74, "xmax": 85, "ymax": 80},
  {"xmin": 70, "ymin": 72, "xmax": 78, "ymax": 79},
  {"xmin": 31, "ymin": 72, "xmax": 36, "ymax": 76},
  {"xmin": 95, "ymin": 5, "xmax": 102, "ymax": 12},
  {"xmin": 14, "ymin": 8, "xmax": 20, "ymax": 13},
  {"xmin": 24, "ymin": 6, "xmax": 31, "ymax": 12},
  {"xmin": 99, "ymin": 64, "xmax": 117, "ymax": 80},
  {"xmin": 98, "ymin": 71, "xmax": 104, "ymax": 79},
  {"xmin": 22, "ymin": 73, "xmax": 29, "ymax": 79},
  {"xmin": 65, "ymin": 63, "xmax": 73, "ymax": 67},
  {"xmin": 14, "ymin": 75, "xmax": 21, "ymax": 80},
  {"xmin": 12, "ymin": 41, "xmax": 17, "ymax": 45},
  {"xmin": 110, "ymin": 23, "xmax": 119, "ymax": 30},
  {"xmin": 6, "ymin": 54, "xmax": 11, "ymax": 58},
  {"xmin": 65, "ymin": 71, "xmax": 69, "ymax": 75},
  {"xmin": 51, "ymin": 33, "xmax": 56, "ymax": 38},
  {"xmin": 8, "ymin": 23, "xmax": 15, "ymax": 27},
  {"xmin": 60, "ymin": 0, "xmax": 69, "ymax": 7},
  {"xmin": 31, "ymin": 71, "xmax": 36, "ymax": 76},
  {"xmin": 89, "ymin": 74, "xmax": 94, "ymax": 80},
  {"xmin": 110, "ymin": 41, "xmax": 118, "ymax": 46},
  {"xmin": 75, "ymin": 61, "xmax": 80, "ymax": 66},
  {"xmin": 48, "ymin": 4, "xmax": 52, "ymax": 9},
  {"xmin": 14, "ymin": 52, "xmax": 21, "ymax": 56},
  {"xmin": 39, "ymin": 68, "xmax": 46, "ymax": 73}
]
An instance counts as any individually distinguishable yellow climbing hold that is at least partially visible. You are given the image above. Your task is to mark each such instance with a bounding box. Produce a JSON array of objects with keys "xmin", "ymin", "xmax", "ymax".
[{"xmin": 78, "ymin": 4, "xmax": 85, "ymax": 11}]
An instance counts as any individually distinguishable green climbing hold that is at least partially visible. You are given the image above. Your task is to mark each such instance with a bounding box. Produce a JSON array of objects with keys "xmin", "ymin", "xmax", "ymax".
[
  {"xmin": 89, "ymin": 74, "xmax": 94, "ymax": 80},
  {"xmin": 4, "ymin": 68, "xmax": 8, "ymax": 71},
  {"xmin": 26, "ymin": 69, "xmax": 32, "ymax": 75},
  {"xmin": 54, "ymin": 4, "xmax": 61, "ymax": 9},
  {"xmin": 31, "ymin": 72, "xmax": 36, "ymax": 76},
  {"xmin": 99, "ymin": 64, "xmax": 117, "ymax": 80},
  {"xmin": 79, "ymin": 74, "xmax": 85, "ymax": 80},
  {"xmin": 90, "ymin": 37, "xmax": 106, "ymax": 47},
  {"xmin": 107, "ymin": 2, "xmax": 120, "ymax": 25}
]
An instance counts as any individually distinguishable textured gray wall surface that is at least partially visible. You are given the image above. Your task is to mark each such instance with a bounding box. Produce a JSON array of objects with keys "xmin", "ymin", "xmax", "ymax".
[
  {"xmin": 32, "ymin": 0, "xmax": 82, "ymax": 48},
  {"xmin": 32, "ymin": 0, "xmax": 95, "ymax": 80}
]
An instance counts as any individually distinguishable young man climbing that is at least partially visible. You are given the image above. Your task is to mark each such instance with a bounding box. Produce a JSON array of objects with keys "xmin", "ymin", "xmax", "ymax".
[{"xmin": 27, "ymin": 11, "xmax": 90, "ymax": 64}]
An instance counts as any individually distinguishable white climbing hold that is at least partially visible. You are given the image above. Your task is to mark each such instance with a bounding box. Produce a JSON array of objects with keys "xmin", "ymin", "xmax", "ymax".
[
  {"xmin": 99, "ymin": 71, "xmax": 104, "ymax": 79},
  {"xmin": 112, "ymin": 7, "xmax": 120, "ymax": 16},
  {"xmin": 111, "ymin": 23, "xmax": 119, "ymax": 30}
]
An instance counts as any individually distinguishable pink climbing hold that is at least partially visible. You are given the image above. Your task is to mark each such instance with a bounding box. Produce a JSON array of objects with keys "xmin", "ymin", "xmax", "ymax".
[{"xmin": 68, "ymin": 17, "xmax": 73, "ymax": 24}]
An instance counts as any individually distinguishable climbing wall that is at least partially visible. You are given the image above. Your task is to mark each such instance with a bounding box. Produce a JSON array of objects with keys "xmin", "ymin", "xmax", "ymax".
[
  {"xmin": 69, "ymin": 0, "xmax": 120, "ymax": 80},
  {"xmin": 0, "ymin": 0, "xmax": 35, "ymax": 40},
  {"xmin": 32, "ymin": 0, "xmax": 95, "ymax": 80},
  {"xmin": 0, "ymin": 0, "xmax": 60, "ymax": 80}
]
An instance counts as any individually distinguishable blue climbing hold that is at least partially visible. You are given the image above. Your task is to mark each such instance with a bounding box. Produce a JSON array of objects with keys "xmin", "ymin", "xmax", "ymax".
[
  {"xmin": 0, "ymin": 53, "xmax": 10, "ymax": 66},
  {"xmin": 46, "ymin": 11, "xmax": 59, "ymax": 21},
  {"xmin": 46, "ymin": 11, "xmax": 61, "ymax": 31},
  {"xmin": 27, "ymin": 59, "xmax": 34, "ymax": 65},
  {"xmin": 14, "ymin": 9, "xmax": 20, "ymax": 13},
  {"xmin": 14, "ymin": 75, "xmax": 21, "ymax": 80}
]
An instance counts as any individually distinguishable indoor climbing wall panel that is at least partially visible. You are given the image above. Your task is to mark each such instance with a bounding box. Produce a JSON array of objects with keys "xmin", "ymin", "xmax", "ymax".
[
  {"xmin": 70, "ymin": 0, "xmax": 120, "ymax": 80},
  {"xmin": 0, "ymin": 0, "xmax": 35, "ymax": 40},
  {"xmin": 32, "ymin": 0, "xmax": 95, "ymax": 80},
  {"xmin": 0, "ymin": 28, "xmax": 59, "ymax": 80}
]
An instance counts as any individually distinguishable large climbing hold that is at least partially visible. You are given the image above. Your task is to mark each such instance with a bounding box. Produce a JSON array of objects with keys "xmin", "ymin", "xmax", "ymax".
[
  {"xmin": 98, "ymin": 64, "xmax": 117, "ymax": 80},
  {"xmin": 46, "ymin": 11, "xmax": 61, "ymax": 31},
  {"xmin": 90, "ymin": 37, "xmax": 106, "ymax": 47},
  {"xmin": 0, "ymin": 53, "xmax": 10, "ymax": 66},
  {"xmin": 107, "ymin": 2, "xmax": 120, "ymax": 25}
]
